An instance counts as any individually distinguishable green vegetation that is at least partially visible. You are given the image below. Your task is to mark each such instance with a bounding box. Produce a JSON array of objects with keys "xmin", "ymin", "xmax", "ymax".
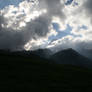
[{"xmin": 0, "ymin": 52, "xmax": 92, "ymax": 92}]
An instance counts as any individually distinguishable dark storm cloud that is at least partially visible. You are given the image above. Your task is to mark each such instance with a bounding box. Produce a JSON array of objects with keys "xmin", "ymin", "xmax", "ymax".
[
  {"xmin": 82, "ymin": 0, "xmax": 92, "ymax": 22},
  {"xmin": 38, "ymin": 0, "xmax": 65, "ymax": 19},
  {"xmin": 0, "ymin": 14, "xmax": 51, "ymax": 50},
  {"xmin": 0, "ymin": 0, "xmax": 66, "ymax": 50},
  {"xmin": 0, "ymin": 15, "xmax": 5, "ymax": 29},
  {"xmin": 83, "ymin": 0, "xmax": 92, "ymax": 14}
]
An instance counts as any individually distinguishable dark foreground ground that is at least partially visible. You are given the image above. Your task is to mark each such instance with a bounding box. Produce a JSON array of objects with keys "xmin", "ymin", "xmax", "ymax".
[{"xmin": 0, "ymin": 53, "xmax": 92, "ymax": 92}]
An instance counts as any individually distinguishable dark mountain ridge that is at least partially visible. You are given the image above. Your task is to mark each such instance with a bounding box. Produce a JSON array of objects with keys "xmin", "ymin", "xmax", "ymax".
[
  {"xmin": 0, "ymin": 48, "xmax": 92, "ymax": 91},
  {"xmin": 50, "ymin": 48, "xmax": 92, "ymax": 68},
  {"xmin": 0, "ymin": 48, "xmax": 92, "ymax": 68},
  {"xmin": 31, "ymin": 48, "xmax": 52, "ymax": 58}
]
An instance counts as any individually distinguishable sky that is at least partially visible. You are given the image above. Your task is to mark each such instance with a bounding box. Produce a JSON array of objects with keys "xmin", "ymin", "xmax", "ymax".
[
  {"xmin": 0, "ymin": 0, "xmax": 92, "ymax": 53},
  {"xmin": 0, "ymin": 0, "xmax": 23, "ymax": 9}
]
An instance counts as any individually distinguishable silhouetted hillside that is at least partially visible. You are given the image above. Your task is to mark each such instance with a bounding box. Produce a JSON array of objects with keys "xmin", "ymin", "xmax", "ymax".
[
  {"xmin": 31, "ymin": 49, "xmax": 52, "ymax": 58},
  {"xmin": 50, "ymin": 48, "xmax": 92, "ymax": 68},
  {"xmin": 0, "ymin": 49, "xmax": 92, "ymax": 91}
]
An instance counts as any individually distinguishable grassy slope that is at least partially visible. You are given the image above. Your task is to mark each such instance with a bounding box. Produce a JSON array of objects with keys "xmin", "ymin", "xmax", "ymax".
[{"xmin": 0, "ymin": 54, "xmax": 92, "ymax": 92}]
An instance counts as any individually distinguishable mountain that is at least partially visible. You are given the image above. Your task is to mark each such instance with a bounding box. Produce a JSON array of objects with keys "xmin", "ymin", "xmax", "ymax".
[
  {"xmin": 78, "ymin": 49, "xmax": 92, "ymax": 60},
  {"xmin": 50, "ymin": 48, "xmax": 92, "ymax": 68},
  {"xmin": 31, "ymin": 48, "xmax": 52, "ymax": 58},
  {"xmin": 0, "ymin": 49, "xmax": 92, "ymax": 91},
  {"xmin": 0, "ymin": 48, "xmax": 92, "ymax": 68}
]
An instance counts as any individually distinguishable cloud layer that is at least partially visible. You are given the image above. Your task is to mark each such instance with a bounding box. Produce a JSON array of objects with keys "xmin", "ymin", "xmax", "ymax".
[
  {"xmin": 47, "ymin": 0, "xmax": 92, "ymax": 54},
  {"xmin": 0, "ymin": 0, "xmax": 92, "ymax": 53},
  {"xmin": 0, "ymin": 0, "xmax": 64, "ymax": 50}
]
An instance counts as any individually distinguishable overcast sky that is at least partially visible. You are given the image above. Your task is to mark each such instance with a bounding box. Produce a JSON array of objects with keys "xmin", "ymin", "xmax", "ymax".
[{"xmin": 0, "ymin": 0, "xmax": 92, "ymax": 52}]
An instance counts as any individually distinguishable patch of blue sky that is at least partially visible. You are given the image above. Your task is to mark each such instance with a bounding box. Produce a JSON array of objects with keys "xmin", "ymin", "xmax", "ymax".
[
  {"xmin": 52, "ymin": 23, "xmax": 59, "ymax": 31},
  {"xmin": 49, "ymin": 23, "xmax": 72, "ymax": 41},
  {"xmin": 0, "ymin": 0, "xmax": 23, "ymax": 9},
  {"xmin": 70, "ymin": 25, "xmax": 87, "ymax": 37},
  {"xmin": 49, "ymin": 23, "xmax": 83, "ymax": 42},
  {"xmin": 71, "ymin": 25, "xmax": 88, "ymax": 37},
  {"xmin": 65, "ymin": 0, "xmax": 78, "ymax": 7},
  {"xmin": 73, "ymin": 2, "xmax": 78, "ymax": 6},
  {"xmin": 79, "ymin": 25, "xmax": 88, "ymax": 30},
  {"xmin": 65, "ymin": 0, "xmax": 73, "ymax": 5}
]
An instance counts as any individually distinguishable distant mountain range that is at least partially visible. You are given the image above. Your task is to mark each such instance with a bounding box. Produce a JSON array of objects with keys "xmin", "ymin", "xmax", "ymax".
[
  {"xmin": 27, "ymin": 48, "xmax": 92, "ymax": 68},
  {"xmin": 0, "ymin": 48, "xmax": 92, "ymax": 68},
  {"xmin": 31, "ymin": 49, "xmax": 52, "ymax": 58},
  {"xmin": 0, "ymin": 48, "xmax": 92, "ymax": 91}
]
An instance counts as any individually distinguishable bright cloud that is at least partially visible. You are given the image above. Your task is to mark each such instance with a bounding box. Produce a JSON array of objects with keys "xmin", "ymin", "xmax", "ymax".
[
  {"xmin": 0, "ymin": 0, "xmax": 92, "ymax": 52},
  {"xmin": 47, "ymin": 0, "xmax": 92, "ymax": 53},
  {"xmin": 0, "ymin": 0, "xmax": 65, "ymax": 51}
]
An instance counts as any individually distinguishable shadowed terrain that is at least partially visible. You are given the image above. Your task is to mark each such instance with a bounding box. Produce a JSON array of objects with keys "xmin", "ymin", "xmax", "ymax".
[
  {"xmin": 50, "ymin": 48, "xmax": 92, "ymax": 68},
  {"xmin": 0, "ymin": 49, "xmax": 92, "ymax": 92}
]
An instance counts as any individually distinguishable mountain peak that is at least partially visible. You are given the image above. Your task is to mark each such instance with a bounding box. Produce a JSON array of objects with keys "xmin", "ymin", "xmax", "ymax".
[
  {"xmin": 52, "ymin": 48, "xmax": 79, "ymax": 58},
  {"xmin": 50, "ymin": 48, "xmax": 92, "ymax": 68}
]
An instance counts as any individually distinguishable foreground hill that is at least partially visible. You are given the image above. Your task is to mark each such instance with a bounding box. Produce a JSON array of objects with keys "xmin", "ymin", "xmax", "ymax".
[
  {"xmin": 50, "ymin": 48, "xmax": 92, "ymax": 68},
  {"xmin": 0, "ymin": 50, "xmax": 92, "ymax": 91}
]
